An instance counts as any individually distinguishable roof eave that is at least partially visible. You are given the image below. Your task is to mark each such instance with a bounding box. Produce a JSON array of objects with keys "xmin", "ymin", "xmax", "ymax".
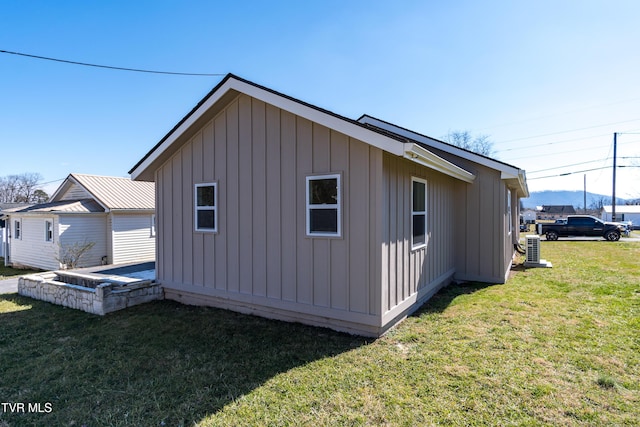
[
  {"xmin": 501, "ymin": 170, "xmax": 530, "ymax": 198},
  {"xmin": 111, "ymin": 208, "xmax": 155, "ymax": 214},
  {"xmin": 403, "ymin": 143, "xmax": 476, "ymax": 183},
  {"xmin": 130, "ymin": 75, "xmax": 406, "ymax": 181}
]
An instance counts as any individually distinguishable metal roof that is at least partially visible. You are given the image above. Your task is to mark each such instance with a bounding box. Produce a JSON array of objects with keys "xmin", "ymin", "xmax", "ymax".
[
  {"xmin": 3, "ymin": 199, "xmax": 104, "ymax": 214},
  {"xmin": 54, "ymin": 174, "xmax": 155, "ymax": 211},
  {"xmin": 602, "ymin": 205, "xmax": 640, "ymax": 214}
]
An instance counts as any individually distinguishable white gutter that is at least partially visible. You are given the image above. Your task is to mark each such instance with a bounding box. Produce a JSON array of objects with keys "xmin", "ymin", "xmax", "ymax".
[{"xmin": 403, "ymin": 143, "xmax": 476, "ymax": 183}]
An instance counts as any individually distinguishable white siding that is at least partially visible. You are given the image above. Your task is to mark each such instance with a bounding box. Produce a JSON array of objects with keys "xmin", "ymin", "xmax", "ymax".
[
  {"xmin": 58, "ymin": 215, "xmax": 108, "ymax": 268},
  {"xmin": 9, "ymin": 215, "xmax": 60, "ymax": 270},
  {"xmin": 111, "ymin": 213, "xmax": 155, "ymax": 264},
  {"xmin": 58, "ymin": 182, "xmax": 92, "ymax": 200},
  {"xmin": 0, "ymin": 225, "xmax": 5, "ymax": 257}
]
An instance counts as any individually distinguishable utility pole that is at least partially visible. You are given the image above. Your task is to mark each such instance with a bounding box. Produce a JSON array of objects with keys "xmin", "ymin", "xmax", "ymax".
[{"xmin": 612, "ymin": 132, "xmax": 617, "ymax": 222}]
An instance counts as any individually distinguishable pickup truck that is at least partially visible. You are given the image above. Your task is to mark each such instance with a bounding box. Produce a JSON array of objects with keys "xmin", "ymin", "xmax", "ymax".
[{"xmin": 537, "ymin": 215, "xmax": 625, "ymax": 241}]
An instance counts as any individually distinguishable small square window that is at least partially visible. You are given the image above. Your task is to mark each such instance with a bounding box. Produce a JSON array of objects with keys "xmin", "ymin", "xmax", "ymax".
[
  {"xmin": 306, "ymin": 174, "xmax": 341, "ymax": 237},
  {"xmin": 195, "ymin": 183, "xmax": 217, "ymax": 232}
]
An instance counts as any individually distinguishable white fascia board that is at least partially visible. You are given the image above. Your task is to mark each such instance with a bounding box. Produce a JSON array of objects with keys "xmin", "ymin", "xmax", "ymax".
[
  {"xmin": 501, "ymin": 170, "xmax": 530, "ymax": 197},
  {"xmin": 235, "ymin": 80, "xmax": 404, "ymax": 155},
  {"xmin": 403, "ymin": 143, "xmax": 476, "ymax": 183},
  {"xmin": 129, "ymin": 81, "xmax": 231, "ymax": 180},
  {"xmin": 360, "ymin": 115, "xmax": 520, "ymax": 174},
  {"xmin": 48, "ymin": 174, "xmax": 73, "ymax": 202},
  {"xmin": 131, "ymin": 78, "xmax": 405, "ymax": 180}
]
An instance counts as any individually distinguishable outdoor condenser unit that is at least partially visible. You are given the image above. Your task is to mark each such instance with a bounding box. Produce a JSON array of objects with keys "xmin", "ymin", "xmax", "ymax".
[{"xmin": 526, "ymin": 235, "xmax": 541, "ymax": 264}]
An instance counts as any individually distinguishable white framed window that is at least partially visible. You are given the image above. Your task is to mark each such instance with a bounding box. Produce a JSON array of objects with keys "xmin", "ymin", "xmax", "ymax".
[
  {"xmin": 150, "ymin": 214, "xmax": 156, "ymax": 237},
  {"xmin": 14, "ymin": 219, "xmax": 21, "ymax": 240},
  {"xmin": 507, "ymin": 189, "xmax": 512, "ymax": 234},
  {"xmin": 306, "ymin": 174, "xmax": 341, "ymax": 237},
  {"xmin": 411, "ymin": 177, "xmax": 427, "ymax": 250},
  {"xmin": 195, "ymin": 183, "xmax": 217, "ymax": 232},
  {"xmin": 45, "ymin": 220, "xmax": 54, "ymax": 242}
]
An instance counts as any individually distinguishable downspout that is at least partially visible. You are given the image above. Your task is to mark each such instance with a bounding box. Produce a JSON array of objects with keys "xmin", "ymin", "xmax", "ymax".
[{"xmin": 4, "ymin": 215, "xmax": 10, "ymax": 267}]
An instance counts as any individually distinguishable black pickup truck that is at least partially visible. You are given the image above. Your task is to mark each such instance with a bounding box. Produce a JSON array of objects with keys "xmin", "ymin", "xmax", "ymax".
[{"xmin": 537, "ymin": 215, "xmax": 625, "ymax": 241}]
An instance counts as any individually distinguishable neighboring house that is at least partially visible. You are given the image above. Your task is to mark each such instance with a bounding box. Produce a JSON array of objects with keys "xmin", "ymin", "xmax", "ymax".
[
  {"xmin": 521, "ymin": 209, "xmax": 537, "ymax": 223},
  {"xmin": 2, "ymin": 174, "xmax": 155, "ymax": 270},
  {"xmin": 1, "ymin": 203, "xmax": 32, "ymax": 258},
  {"xmin": 129, "ymin": 74, "xmax": 529, "ymax": 337},
  {"xmin": 536, "ymin": 205, "xmax": 576, "ymax": 220},
  {"xmin": 601, "ymin": 205, "xmax": 640, "ymax": 227}
]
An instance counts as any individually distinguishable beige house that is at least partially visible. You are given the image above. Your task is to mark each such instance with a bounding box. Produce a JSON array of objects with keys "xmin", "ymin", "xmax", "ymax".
[
  {"xmin": 130, "ymin": 74, "xmax": 528, "ymax": 336},
  {"xmin": 2, "ymin": 174, "xmax": 155, "ymax": 270}
]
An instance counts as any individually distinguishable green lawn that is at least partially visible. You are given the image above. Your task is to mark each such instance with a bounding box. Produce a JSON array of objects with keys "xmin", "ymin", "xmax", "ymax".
[
  {"xmin": 0, "ymin": 258, "xmax": 41, "ymax": 280},
  {"xmin": 1, "ymin": 240, "xmax": 638, "ymax": 426}
]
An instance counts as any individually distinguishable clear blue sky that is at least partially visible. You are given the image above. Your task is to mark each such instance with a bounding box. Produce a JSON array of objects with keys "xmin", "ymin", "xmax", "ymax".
[{"xmin": 2, "ymin": 0, "xmax": 639, "ymax": 200}]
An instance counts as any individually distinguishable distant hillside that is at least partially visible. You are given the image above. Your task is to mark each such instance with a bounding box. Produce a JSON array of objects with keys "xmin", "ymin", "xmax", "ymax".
[{"xmin": 522, "ymin": 190, "xmax": 627, "ymax": 210}]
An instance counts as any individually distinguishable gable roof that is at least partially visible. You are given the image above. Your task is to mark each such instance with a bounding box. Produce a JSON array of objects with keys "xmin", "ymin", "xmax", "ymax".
[
  {"xmin": 51, "ymin": 174, "xmax": 155, "ymax": 211},
  {"xmin": 129, "ymin": 74, "xmax": 476, "ymax": 184},
  {"xmin": 129, "ymin": 74, "xmax": 526, "ymax": 198}
]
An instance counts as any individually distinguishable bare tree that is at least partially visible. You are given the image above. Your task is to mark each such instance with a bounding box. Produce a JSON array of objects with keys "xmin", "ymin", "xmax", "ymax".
[
  {"xmin": 444, "ymin": 131, "xmax": 495, "ymax": 157},
  {"xmin": 0, "ymin": 173, "xmax": 48, "ymax": 203},
  {"xmin": 56, "ymin": 240, "xmax": 96, "ymax": 269}
]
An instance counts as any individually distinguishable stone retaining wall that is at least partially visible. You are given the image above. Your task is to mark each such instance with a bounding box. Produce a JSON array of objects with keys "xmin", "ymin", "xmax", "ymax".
[{"xmin": 18, "ymin": 272, "xmax": 163, "ymax": 315}]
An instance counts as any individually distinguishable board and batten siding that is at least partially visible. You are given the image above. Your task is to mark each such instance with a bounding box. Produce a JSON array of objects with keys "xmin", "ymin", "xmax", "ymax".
[
  {"xmin": 9, "ymin": 215, "xmax": 60, "ymax": 270},
  {"xmin": 155, "ymin": 93, "xmax": 384, "ymax": 335},
  {"xmin": 111, "ymin": 213, "xmax": 155, "ymax": 264},
  {"xmin": 380, "ymin": 154, "xmax": 456, "ymax": 326},
  {"xmin": 451, "ymin": 162, "xmax": 511, "ymax": 284}
]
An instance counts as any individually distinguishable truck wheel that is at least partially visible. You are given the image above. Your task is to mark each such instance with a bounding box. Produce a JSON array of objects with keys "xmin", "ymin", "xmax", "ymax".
[
  {"xmin": 605, "ymin": 230, "xmax": 620, "ymax": 241},
  {"xmin": 545, "ymin": 231, "xmax": 559, "ymax": 241}
]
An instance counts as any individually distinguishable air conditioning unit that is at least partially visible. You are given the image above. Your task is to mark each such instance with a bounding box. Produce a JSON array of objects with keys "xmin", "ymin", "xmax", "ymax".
[
  {"xmin": 524, "ymin": 235, "xmax": 552, "ymax": 268},
  {"xmin": 526, "ymin": 235, "xmax": 540, "ymax": 264}
]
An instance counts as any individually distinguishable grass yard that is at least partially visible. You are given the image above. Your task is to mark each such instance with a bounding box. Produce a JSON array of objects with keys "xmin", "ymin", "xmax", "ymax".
[
  {"xmin": 1, "ymin": 240, "xmax": 638, "ymax": 426},
  {"xmin": 0, "ymin": 258, "xmax": 40, "ymax": 280}
]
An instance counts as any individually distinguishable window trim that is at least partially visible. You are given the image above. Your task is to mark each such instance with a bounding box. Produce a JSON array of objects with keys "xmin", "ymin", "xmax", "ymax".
[
  {"xmin": 306, "ymin": 173, "xmax": 342, "ymax": 237},
  {"xmin": 411, "ymin": 177, "xmax": 427, "ymax": 250},
  {"xmin": 194, "ymin": 182, "xmax": 218, "ymax": 233},
  {"xmin": 150, "ymin": 214, "xmax": 156, "ymax": 237},
  {"xmin": 45, "ymin": 219, "xmax": 54, "ymax": 242},
  {"xmin": 507, "ymin": 189, "xmax": 512, "ymax": 235},
  {"xmin": 14, "ymin": 219, "xmax": 21, "ymax": 240}
]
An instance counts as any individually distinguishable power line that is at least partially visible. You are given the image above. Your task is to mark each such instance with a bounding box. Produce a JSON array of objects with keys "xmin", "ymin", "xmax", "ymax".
[
  {"xmin": 493, "ymin": 118, "xmax": 640, "ymax": 146},
  {"xmin": 0, "ymin": 49, "xmax": 226, "ymax": 76},
  {"xmin": 503, "ymin": 143, "xmax": 609, "ymax": 162},
  {"xmin": 528, "ymin": 159, "xmax": 610, "ymax": 174},
  {"xmin": 527, "ymin": 165, "xmax": 640, "ymax": 180},
  {"xmin": 495, "ymin": 132, "xmax": 612, "ymax": 154},
  {"xmin": 472, "ymin": 97, "xmax": 640, "ymax": 133}
]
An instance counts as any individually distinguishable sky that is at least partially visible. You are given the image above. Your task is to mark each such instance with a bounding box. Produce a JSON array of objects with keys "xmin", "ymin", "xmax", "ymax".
[{"xmin": 1, "ymin": 0, "xmax": 639, "ymax": 202}]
